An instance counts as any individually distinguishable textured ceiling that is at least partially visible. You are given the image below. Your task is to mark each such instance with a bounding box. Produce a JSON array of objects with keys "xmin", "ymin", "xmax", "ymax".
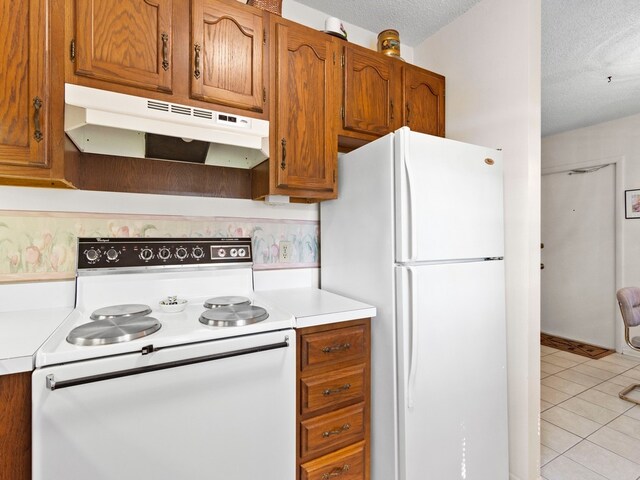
[
  {"xmin": 295, "ymin": 0, "xmax": 640, "ymax": 137},
  {"xmin": 542, "ymin": 0, "xmax": 640, "ymax": 136},
  {"xmin": 293, "ymin": 0, "xmax": 482, "ymax": 46}
]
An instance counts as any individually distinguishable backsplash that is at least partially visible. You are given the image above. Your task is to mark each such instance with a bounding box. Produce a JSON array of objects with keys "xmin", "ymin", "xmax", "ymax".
[{"xmin": 0, "ymin": 210, "xmax": 319, "ymax": 283}]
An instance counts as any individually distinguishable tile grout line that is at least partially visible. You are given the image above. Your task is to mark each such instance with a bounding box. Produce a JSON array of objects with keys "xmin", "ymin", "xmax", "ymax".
[
  {"xmin": 541, "ymin": 354, "xmax": 635, "ymax": 434},
  {"xmin": 542, "ymin": 367, "xmax": 636, "ymax": 427},
  {"xmin": 541, "ymin": 349, "xmax": 640, "ymax": 477},
  {"xmin": 567, "ymin": 439, "xmax": 637, "ymax": 480}
]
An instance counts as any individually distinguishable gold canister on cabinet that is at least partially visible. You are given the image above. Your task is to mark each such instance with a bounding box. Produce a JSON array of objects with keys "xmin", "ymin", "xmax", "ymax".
[{"xmin": 377, "ymin": 29, "xmax": 402, "ymax": 60}]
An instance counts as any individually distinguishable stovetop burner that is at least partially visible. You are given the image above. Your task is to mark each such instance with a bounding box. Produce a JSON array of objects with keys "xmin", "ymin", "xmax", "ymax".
[
  {"xmin": 203, "ymin": 296, "xmax": 251, "ymax": 309},
  {"xmin": 36, "ymin": 238, "xmax": 295, "ymax": 367},
  {"xmin": 67, "ymin": 316, "xmax": 162, "ymax": 346},
  {"xmin": 199, "ymin": 305, "xmax": 269, "ymax": 327},
  {"xmin": 90, "ymin": 304, "xmax": 152, "ymax": 321}
]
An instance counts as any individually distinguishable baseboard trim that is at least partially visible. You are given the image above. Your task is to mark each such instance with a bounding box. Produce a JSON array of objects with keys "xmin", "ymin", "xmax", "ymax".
[{"xmin": 509, "ymin": 473, "xmax": 541, "ymax": 480}]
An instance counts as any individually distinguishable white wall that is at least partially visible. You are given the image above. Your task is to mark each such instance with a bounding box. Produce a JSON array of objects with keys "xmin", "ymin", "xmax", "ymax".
[
  {"xmin": 542, "ymin": 112, "xmax": 640, "ymax": 355},
  {"xmin": 414, "ymin": 0, "xmax": 542, "ymax": 479}
]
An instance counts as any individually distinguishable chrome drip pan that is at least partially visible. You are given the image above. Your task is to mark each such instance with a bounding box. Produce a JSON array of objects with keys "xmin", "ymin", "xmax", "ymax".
[
  {"xmin": 203, "ymin": 296, "xmax": 251, "ymax": 309},
  {"xmin": 90, "ymin": 304, "xmax": 152, "ymax": 321},
  {"xmin": 67, "ymin": 316, "xmax": 161, "ymax": 346},
  {"xmin": 199, "ymin": 305, "xmax": 268, "ymax": 327}
]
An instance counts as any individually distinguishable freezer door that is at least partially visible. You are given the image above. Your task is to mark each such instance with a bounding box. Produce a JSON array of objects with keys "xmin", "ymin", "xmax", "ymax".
[
  {"xmin": 395, "ymin": 128, "xmax": 504, "ymax": 262},
  {"xmin": 396, "ymin": 261, "xmax": 508, "ymax": 480}
]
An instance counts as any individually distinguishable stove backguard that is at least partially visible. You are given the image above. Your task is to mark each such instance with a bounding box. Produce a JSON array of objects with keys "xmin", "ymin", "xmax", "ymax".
[{"xmin": 76, "ymin": 237, "xmax": 253, "ymax": 271}]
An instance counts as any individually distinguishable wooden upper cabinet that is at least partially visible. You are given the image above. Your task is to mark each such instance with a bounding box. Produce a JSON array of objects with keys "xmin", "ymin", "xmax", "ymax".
[
  {"xmin": 191, "ymin": 0, "xmax": 265, "ymax": 112},
  {"xmin": 0, "ymin": 0, "xmax": 49, "ymax": 168},
  {"xmin": 342, "ymin": 45, "xmax": 400, "ymax": 137},
  {"xmin": 74, "ymin": 0, "xmax": 173, "ymax": 93},
  {"xmin": 403, "ymin": 64, "xmax": 445, "ymax": 137},
  {"xmin": 272, "ymin": 19, "xmax": 337, "ymax": 195}
]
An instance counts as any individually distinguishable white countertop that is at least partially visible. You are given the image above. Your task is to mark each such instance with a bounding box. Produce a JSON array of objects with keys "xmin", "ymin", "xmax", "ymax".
[
  {"xmin": 0, "ymin": 307, "xmax": 73, "ymax": 375},
  {"xmin": 254, "ymin": 288, "xmax": 376, "ymax": 328},
  {"xmin": 0, "ymin": 280, "xmax": 75, "ymax": 375},
  {"xmin": 0, "ymin": 281, "xmax": 373, "ymax": 374}
]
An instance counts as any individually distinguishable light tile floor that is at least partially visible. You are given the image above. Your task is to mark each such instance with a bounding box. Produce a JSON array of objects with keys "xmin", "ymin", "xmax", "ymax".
[{"xmin": 541, "ymin": 345, "xmax": 640, "ymax": 480}]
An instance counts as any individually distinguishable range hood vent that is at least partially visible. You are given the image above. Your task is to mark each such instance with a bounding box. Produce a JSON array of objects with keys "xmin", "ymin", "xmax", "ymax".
[{"xmin": 64, "ymin": 84, "xmax": 269, "ymax": 169}]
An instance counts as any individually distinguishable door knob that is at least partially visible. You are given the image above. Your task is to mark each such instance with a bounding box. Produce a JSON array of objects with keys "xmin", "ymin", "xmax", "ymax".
[{"xmin": 540, "ymin": 263, "xmax": 545, "ymax": 270}]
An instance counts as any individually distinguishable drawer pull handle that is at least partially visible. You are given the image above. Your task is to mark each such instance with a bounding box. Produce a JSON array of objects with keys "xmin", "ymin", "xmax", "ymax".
[
  {"xmin": 322, "ymin": 423, "xmax": 351, "ymax": 438},
  {"xmin": 321, "ymin": 464, "xmax": 350, "ymax": 480},
  {"xmin": 323, "ymin": 383, "xmax": 351, "ymax": 396},
  {"xmin": 322, "ymin": 342, "xmax": 351, "ymax": 354}
]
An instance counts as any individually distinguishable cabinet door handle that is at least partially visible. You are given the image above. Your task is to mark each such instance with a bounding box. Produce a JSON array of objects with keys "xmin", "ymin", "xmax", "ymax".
[
  {"xmin": 280, "ymin": 138, "xmax": 287, "ymax": 170},
  {"xmin": 390, "ymin": 99, "xmax": 394, "ymax": 120},
  {"xmin": 321, "ymin": 464, "xmax": 350, "ymax": 480},
  {"xmin": 322, "ymin": 342, "xmax": 351, "ymax": 354},
  {"xmin": 193, "ymin": 43, "xmax": 201, "ymax": 79},
  {"xmin": 161, "ymin": 33, "xmax": 169, "ymax": 71},
  {"xmin": 322, "ymin": 383, "xmax": 351, "ymax": 396},
  {"xmin": 406, "ymin": 102, "xmax": 411, "ymax": 125},
  {"xmin": 33, "ymin": 96, "xmax": 43, "ymax": 142},
  {"xmin": 322, "ymin": 423, "xmax": 351, "ymax": 438}
]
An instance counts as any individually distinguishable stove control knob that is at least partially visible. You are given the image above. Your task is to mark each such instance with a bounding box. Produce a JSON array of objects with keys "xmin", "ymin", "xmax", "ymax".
[
  {"xmin": 158, "ymin": 247, "xmax": 171, "ymax": 260},
  {"xmin": 106, "ymin": 248, "xmax": 119, "ymax": 261},
  {"xmin": 85, "ymin": 248, "xmax": 100, "ymax": 262},
  {"xmin": 140, "ymin": 248, "xmax": 154, "ymax": 261},
  {"xmin": 217, "ymin": 248, "xmax": 226, "ymax": 258},
  {"xmin": 192, "ymin": 247, "xmax": 204, "ymax": 259},
  {"xmin": 176, "ymin": 247, "xmax": 188, "ymax": 260},
  {"xmin": 230, "ymin": 248, "xmax": 238, "ymax": 257},
  {"xmin": 238, "ymin": 248, "xmax": 246, "ymax": 258}
]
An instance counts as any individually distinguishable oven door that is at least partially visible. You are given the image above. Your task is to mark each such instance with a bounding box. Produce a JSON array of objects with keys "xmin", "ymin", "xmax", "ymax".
[{"xmin": 32, "ymin": 330, "xmax": 295, "ymax": 480}]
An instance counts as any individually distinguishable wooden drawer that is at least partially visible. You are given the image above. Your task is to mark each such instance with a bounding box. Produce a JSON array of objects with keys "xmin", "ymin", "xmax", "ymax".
[
  {"xmin": 301, "ymin": 364, "xmax": 365, "ymax": 415},
  {"xmin": 300, "ymin": 441, "xmax": 366, "ymax": 480},
  {"xmin": 300, "ymin": 325, "xmax": 366, "ymax": 371},
  {"xmin": 300, "ymin": 403, "xmax": 365, "ymax": 458}
]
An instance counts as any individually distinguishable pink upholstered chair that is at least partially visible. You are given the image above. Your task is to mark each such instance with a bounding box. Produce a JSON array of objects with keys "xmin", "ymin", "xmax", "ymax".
[{"xmin": 616, "ymin": 287, "xmax": 640, "ymax": 403}]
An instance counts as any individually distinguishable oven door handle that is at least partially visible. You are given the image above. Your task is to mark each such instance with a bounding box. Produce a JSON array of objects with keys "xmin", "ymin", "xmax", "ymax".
[{"xmin": 45, "ymin": 336, "xmax": 290, "ymax": 391}]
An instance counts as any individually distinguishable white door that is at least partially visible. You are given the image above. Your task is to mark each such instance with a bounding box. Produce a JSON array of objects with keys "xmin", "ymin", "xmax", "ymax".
[
  {"xmin": 541, "ymin": 164, "xmax": 615, "ymax": 348},
  {"xmin": 394, "ymin": 128, "xmax": 504, "ymax": 263},
  {"xmin": 396, "ymin": 260, "xmax": 508, "ymax": 480}
]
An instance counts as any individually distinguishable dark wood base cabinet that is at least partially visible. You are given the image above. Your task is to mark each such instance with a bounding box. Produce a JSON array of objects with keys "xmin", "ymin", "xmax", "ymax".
[
  {"xmin": 0, "ymin": 372, "xmax": 31, "ymax": 480},
  {"xmin": 297, "ymin": 319, "xmax": 371, "ymax": 480}
]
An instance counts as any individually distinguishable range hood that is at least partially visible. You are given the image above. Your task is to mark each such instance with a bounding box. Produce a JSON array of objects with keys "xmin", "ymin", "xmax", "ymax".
[{"xmin": 64, "ymin": 84, "xmax": 269, "ymax": 169}]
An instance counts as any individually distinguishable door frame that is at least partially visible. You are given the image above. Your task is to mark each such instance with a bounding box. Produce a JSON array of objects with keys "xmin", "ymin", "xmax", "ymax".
[{"xmin": 542, "ymin": 155, "xmax": 625, "ymax": 352}]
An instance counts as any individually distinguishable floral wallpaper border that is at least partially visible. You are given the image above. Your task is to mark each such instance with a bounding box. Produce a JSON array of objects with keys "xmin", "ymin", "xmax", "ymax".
[{"xmin": 0, "ymin": 210, "xmax": 319, "ymax": 283}]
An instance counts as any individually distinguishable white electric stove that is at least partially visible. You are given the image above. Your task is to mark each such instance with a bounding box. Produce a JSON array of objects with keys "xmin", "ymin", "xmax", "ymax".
[{"xmin": 32, "ymin": 237, "xmax": 296, "ymax": 480}]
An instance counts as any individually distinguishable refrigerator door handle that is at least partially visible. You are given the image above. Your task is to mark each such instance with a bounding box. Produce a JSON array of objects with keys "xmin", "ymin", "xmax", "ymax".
[
  {"xmin": 407, "ymin": 266, "xmax": 419, "ymax": 409},
  {"xmin": 403, "ymin": 152, "xmax": 418, "ymax": 262}
]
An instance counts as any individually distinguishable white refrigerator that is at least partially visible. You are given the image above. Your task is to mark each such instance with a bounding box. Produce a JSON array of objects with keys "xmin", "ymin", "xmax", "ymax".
[{"xmin": 321, "ymin": 127, "xmax": 508, "ymax": 480}]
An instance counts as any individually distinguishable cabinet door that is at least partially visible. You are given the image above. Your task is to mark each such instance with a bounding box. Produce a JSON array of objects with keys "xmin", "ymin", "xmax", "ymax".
[
  {"xmin": 0, "ymin": 372, "xmax": 31, "ymax": 480},
  {"xmin": 74, "ymin": 0, "xmax": 172, "ymax": 93},
  {"xmin": 343, "ymin": 45, "xmax": 398, "ymax": 136},
  {"xmin": 0, "ymin": 0, "xmax": 48, "ymax": 168},
  {"xmin": 273, "ymin": 20, "xmax": 337, "ymax": 194},
  {"xmin": 191, "ymin": 0, "xmax": 264, "ymax": 113},
  {"xmin": 403, "ymin": 65, "xmax": 445, "ymax": 137}
]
